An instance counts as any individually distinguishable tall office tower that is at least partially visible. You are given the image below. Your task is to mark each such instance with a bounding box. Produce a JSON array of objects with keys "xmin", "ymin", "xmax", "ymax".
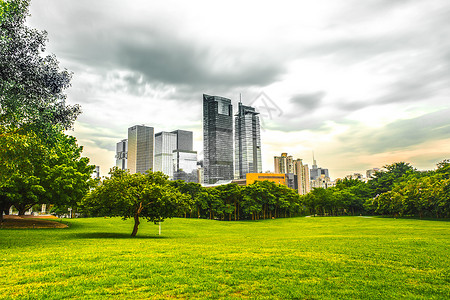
[
  {"xmin": 171, "ymin": 130, "xmax": 193, "ymax": 151},
  {"xmin": 171, "ymin": 130, "xmax": 198, "ymax": 182},
  {"xmin": 274, "ymin": 153, "xmax": 294, "ymax": 174},
  {"xmin": 127, "ymin": 125, "xmax": 154, "ymax": 174},
  {"xmin": 203, "ymin": 94, "xmax": 233, "ymax": 184},
  {"xmin": 234, "ymin": 102, "xmax": 262, "ymax": 179},
  {"xmin": 154, "ymin": 131, "xmax": 177, "ymax": 179},
  {"xmin": 115, "ymin": 139, "xmax": 128, "ymax": 170}
]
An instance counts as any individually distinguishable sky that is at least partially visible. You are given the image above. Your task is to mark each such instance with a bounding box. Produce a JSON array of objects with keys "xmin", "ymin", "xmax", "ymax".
[{"xmin": 27, "ymin": 0, "xmax": 450, "ymax": 179}]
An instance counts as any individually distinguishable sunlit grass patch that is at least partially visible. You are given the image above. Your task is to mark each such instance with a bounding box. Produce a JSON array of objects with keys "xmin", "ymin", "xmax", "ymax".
[{"xmin": 1, "ymin": 216, "xmax": 449, "ymax": 299}]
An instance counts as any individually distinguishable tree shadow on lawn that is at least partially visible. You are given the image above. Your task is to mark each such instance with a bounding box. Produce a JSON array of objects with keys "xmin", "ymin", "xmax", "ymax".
[{"xmin": 72, "ymin": 232, "xmax": 170, "ymax": 239}]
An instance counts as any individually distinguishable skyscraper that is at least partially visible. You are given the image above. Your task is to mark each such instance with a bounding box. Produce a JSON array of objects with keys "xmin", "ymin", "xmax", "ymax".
[
  {"xmin": 154, "ymin": 131, "xmax": 177, "ymax": 179},
  {"xmin": 203, "ymin": 94, "xmax": 233, "ymax": 184},
  {"xmin": 115, "ymin": 139, "xmax": 128, "ymax": 170},
  {"xmin": 171, "ymin": 130, "xmax": 193, "ymax": 151},
  {"xmin": 127, "ymin": 125, "xmax": 154, "ymax": 174},
  {"xmin": 234, "ymin": 102, "xmax": 262, "ymax": 179},
  {"xmin": 171, "ymin": 130, "xmax": 198, "ymax": 182}
]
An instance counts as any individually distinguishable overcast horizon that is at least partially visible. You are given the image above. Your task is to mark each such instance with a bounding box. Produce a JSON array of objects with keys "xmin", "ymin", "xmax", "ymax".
[{"xmin": 28, "ymin": 0, "xmax": 450, "ymax": 179}]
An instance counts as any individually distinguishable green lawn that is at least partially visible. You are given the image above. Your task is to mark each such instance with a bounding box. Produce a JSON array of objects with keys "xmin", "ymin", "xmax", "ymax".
[{"xmin": 1, "ymin": 216, "xmax": 449, "ymax": 299}]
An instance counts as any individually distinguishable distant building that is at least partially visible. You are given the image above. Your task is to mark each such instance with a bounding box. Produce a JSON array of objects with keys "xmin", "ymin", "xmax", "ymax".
[
  {"xmin": 246, "ymin": 173, "xmax": 286, "ymax": 186},
  {"xmin": 128, "ymin": 125, "xmax": 154, "ymax": 174},
  {"xmin": 274, "ymin": 153, "xmax": 295, "ymax": 174},
  {"xmin": 309, "ymin": 156, "xmax": 329, "ymax": 180},
  {"xmin": 203, "ymin": 94, "xmax": 233, "ymax": 184},
  {"xmin": 154, "ymin": 131, "xmax": 177, "ymax": 179},
  {"xmin": 366, "ymin": 168, "xmax": 380, "ymax": 179},
  {"xmin": 115, "ymin": 139, "xmax": 128, "ymax": 170},
  {"xmin": 234, "ymin": 102, "xmax": 262, "ymax": 179},
  {"xmin": 173, "ymin": 150, "xmax": 198, "ymax": 182},
  {"xmin": 345, "ymin": 173, "xmax": 364, "ymax": 180},
  {"xmin": 311, "ymin": 175, "xmax": 334, "ymax": 189},
  {"xmin": 274, "ymin": 153, "xmax": 310, "ymax": 195},
  {"xmin": 92, "ymin": 166, "xmax": 100, "ymax": 179},
  {"xmin": 294, "ymin": 159, "xmax": 310, "ymax": 195}
]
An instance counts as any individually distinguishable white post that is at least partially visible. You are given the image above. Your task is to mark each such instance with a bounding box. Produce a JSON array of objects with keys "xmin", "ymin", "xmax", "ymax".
[{"xmin": 159, "ymin": 222, "xmax": 161, "ymax": 235}]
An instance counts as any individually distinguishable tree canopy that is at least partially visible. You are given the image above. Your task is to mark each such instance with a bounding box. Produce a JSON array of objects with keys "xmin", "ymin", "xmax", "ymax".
[
  {"xmin": 1, "ymin": 0, "xmax": 80, "ymax": 132},
  {"xmin": 82, "ymin": 169, "xmax": 192, "ymax": 237},
  {"xmin": 0, "ymin": 0, "xmax": 93, "ymax": 220}
]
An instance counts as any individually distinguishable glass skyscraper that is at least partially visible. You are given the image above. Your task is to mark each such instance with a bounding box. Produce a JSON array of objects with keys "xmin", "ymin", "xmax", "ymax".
[
  {"xmin": 203, "ymin": 94, "xmax": 233, "ymax": 184},
  {"xmin": 234, "ymin": 102, "xmax": 262, "ymax": 179},
  {"xmin": 115, "ymin": 139, "xmax": 128, "ymax": 170},
  {"xmin": 127, "ymin": 125, "xmax": 154, "ymax": 174},
  {"xmin": 154, "ymin": 131, "xmax": 177, "ymax": 179}
]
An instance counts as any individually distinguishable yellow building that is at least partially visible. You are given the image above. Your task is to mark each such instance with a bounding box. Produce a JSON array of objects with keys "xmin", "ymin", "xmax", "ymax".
[{"xmin": 246, "ymin": 173, "xmax": 286, "ymax": 186}]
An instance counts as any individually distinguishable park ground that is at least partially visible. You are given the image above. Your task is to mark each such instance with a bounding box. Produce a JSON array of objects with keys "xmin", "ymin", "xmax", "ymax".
[{"xmin": 1, "ymin": 216, "xmax": 449, "ymax": 299}]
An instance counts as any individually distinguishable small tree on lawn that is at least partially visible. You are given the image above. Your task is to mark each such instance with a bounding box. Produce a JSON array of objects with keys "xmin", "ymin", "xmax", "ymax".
[{"xmin": 82, "ymin": 168, "xmax": 192, "ymax": 237}]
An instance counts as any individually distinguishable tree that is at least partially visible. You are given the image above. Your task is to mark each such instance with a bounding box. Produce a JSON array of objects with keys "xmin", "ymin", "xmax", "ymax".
[
  {"xmin": 0, "ymin": 0, "xmax": 93, "ymax": 220},
  {"xmin": 0, "ymin": 129, "xmax": 94, "ymax": 217},
  {"xmin": 1, "ymin": 0, "xmax": 80, "ymax": 132},
  {"xmin": 82, "ymin": 169, "xmax": 192, "ymax": 237},
  {"xmin": 369, "ymin": 162, "xmax": 415, "ymax": 197}
]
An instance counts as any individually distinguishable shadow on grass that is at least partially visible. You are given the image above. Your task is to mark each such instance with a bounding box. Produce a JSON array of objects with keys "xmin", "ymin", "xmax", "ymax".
[
  {"xmin": 374, "ymin": 216, "xmax": 450, "ymax": 222},
  {"xmin": 72, "ymin": 232, "xmax": 169, "ymax": 239}
]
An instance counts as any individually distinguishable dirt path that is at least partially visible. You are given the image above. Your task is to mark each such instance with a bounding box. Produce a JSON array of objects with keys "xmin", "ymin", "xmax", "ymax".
[{"xmin": 0, "ymin": 215, "xmax": 68, "ymax": 228}]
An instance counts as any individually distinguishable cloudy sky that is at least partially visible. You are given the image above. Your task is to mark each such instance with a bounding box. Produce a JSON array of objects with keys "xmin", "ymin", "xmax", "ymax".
[{"xmin": 28, "ymin": 0, "xmax": 450, "ymax": 179}]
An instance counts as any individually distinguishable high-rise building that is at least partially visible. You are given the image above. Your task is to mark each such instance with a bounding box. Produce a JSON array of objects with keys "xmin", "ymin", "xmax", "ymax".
[
  {"xmin": 171, "ymin": 130, "xmax": 193, "ymax": 151},
  {"xmin": 234, "ymin": 102, "xmax": 262, "ymax": 179},
  {"xmin": 115, "ymin": 139, "xmax": 128, "ymax": 170},
  {"xmin": 127, "ymin": 125, "xmax": 154, "ymax": 174},
  {"xmin": 294, "ymin": 159, "xmax": 310, "ymax": 195},
  {"xmin": 274, "ymin": 153, "xmax": 311, "ymax": 195},
  {"xmin": 171, "ymin": 130, "xmax": 198, "ymax": 182},
  {"xmin": 154, "ymin": 131, "xmax": 177, "ymax": 179},
  {"xmin": 274, "ymin": 153, "xmax": 295, "ymax": 174},
  {"xmin": 203, "ymin": 94, "xmax": 233, "ymax": 184}
]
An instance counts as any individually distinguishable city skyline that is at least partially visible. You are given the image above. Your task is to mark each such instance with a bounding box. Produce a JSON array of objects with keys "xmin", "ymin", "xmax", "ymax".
[{"xmin": 27, "ymin": 0, "xmax": 450, "ymax": 179}]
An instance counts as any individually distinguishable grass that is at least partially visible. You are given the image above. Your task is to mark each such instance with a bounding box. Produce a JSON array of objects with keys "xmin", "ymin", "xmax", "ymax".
[{"xmin": 1, "ymin": 216, "xmax": 449, "ymax": 299}]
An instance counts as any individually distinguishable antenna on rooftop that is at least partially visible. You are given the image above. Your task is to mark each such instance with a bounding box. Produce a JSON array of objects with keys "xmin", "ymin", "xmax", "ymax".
[{"xmin": 239, "ymin": 93, "xmax": 242, "ymax": 103}]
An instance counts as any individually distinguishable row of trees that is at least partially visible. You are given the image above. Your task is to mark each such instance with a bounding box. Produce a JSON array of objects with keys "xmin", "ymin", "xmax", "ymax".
[
  {"xmin": 300, "ymin": 161, "xmax": 450, "ymax": 218},
  {"xmin": 0, "ymin": 0, "xmax": 94, "ymax": 221},
  {"xmin": 81, "ymin": 168, "xmax": 304, "ymax": 236},
  {"xmin": 81, "ymin": 160, "xmax": 450, "ymax": 236}
]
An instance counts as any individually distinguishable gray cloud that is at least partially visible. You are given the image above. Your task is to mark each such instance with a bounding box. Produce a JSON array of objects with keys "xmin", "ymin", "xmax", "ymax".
[{"xmin": 289, "ymin": 92, "xmax": 325, "ymax": 112}]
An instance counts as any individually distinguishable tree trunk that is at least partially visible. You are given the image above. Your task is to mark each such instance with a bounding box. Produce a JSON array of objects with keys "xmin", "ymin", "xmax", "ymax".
[
  {"xmin": 131, "ymin": 202, "xmax": 144, "ymax": 237},
  {"xmin": 131, "ymin": 213, "xmax": 140, "ymax": 237}
]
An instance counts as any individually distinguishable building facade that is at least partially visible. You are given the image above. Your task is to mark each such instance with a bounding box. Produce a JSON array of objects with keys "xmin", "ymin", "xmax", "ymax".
[
  {"xmin": 274, "ymin": 153, "xmax": 295, "ymax": 174},
  {"xmin": 274, "ymin": 153, "xmax": 311, "ymax": 195},
  {"xmin": 234, "ymin": 102, "xmax": 262, "ymax": 179},
  {"xmin": 115, "ymin": 139, "xmax": 128, "ymax": 170},
  {"xmin": 309, "ymin": 157, "xmax": 329, "ymax": 180},
  {"xmin": 154, "ymin": 131, "xmax": 177, "ymax": 179},
  {"xmin": 246, "ymin": 173, "xmax": 286, "ymax": 186},
  {"xmin": 173, "ymin": 150, "xmax": 198, "ymax": 182},
  {"xmin": 127, "ymin": 125, "xmax": 154, "ymax": 174},
  {"xmin": 203, "ymin": 94, "xmax": 234, "ymax": 184},
  {"xmin": 294, "ymin": 159, "xmax": 311, "ymax": 195}
]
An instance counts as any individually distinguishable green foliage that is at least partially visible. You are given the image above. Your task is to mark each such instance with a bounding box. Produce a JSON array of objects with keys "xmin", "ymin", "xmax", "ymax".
[
  {"xmin": 0, "ymin": 127, "xmax": 94, "ymax": 217},
  {"xmin": 1, "ymin": 217, "xmax": 449, "ymax": 299},
  {"xmin": 1, "ymin": 0, "xmax": 80, "ymax": 131},
  {"xmin": 82, "ymin": 169, "xmax": 192, "ymax": 236}
]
